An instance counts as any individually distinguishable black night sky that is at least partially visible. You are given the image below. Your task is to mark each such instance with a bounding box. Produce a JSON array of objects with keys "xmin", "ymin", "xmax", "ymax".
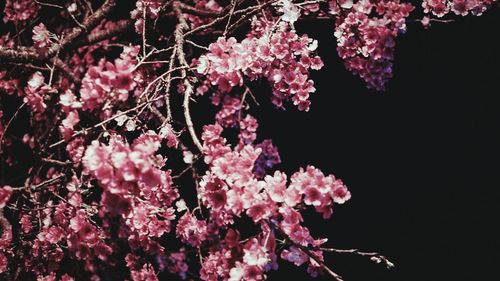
[{"xmin": 255, "ymin": 9, "xmax": 500, "ymax": 281}]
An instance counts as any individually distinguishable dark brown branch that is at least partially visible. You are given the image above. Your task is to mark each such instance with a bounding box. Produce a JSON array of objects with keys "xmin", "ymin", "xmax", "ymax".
[
  {"xmin": 178, "ymin": 2, "xmax": 222, "ymax": 17},
  {"xmin": 54, "ymin": 58, "xmax": 81, "ymax": 85},
  {"xmin": 77, "ymin": 19, "xmax": 133, "ymax": 47},
  {"xmin": 0, "ymin": 47, "xmax": 39, "ymax": 63},
  {"xmin": 0, "ymin": 0, "xmax": 117, "ymax": 63},
  {"xmin": 48, "ymin": 0, "xmax": 117, "ymax": 55}
]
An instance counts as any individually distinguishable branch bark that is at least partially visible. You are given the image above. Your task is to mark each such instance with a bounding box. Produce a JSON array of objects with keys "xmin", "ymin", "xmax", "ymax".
[
  {"xmin": 173, "ymin": 1, "xmax": 204, "ymax": 152},
  {"xmin": 0, "ymin": 0, "xmax": 117, "ymax": 63}
]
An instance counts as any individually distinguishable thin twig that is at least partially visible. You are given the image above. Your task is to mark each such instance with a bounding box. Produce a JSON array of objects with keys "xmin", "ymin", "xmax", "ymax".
[
  {"xmin": 34, "ymin": 0, "xmax": 64, "ymax": 9},
  {"xmin": 223, "ymin": 0, "xmax": 237, "ymax": 37},
  {"xmin": 48, "ymin": 94, "xmax": 167, "ymax": 148},
  {"xmin": 11, "ymin": 175, "xmax": 64, "ymax": 191},
  {"xmin": 54, "ymin": 58, "xmax": 81, "ymax": 85},
  {"xmin": 269, "ymin": 220, "xmax": 344, "ymax": 281},
  {"xmin": 185, "ymin": 40, "xmax": 209, "ymax": 51},
  {"xmin": 41, "ymin": 157, "xmax": 73, "ymax": 166},
  {"xmin": 319, "ymin": 247, "xmax": 395, "ymax": 269},
  {"xmin": 0, "ymin": 103, "xmax": 26, "ymax": 153}
]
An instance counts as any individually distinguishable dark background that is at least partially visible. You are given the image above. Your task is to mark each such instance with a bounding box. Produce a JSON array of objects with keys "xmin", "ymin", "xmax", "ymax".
[{"xmin": 258, "ymin": 10, "xmax": 500, "ymax": 281}]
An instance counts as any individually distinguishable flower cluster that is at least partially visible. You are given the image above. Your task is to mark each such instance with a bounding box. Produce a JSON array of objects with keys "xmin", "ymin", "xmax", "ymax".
[
  {"xmin": 0, "ymin": 186, "xmax": 12, "ymax": 210},
  {"xmin": 279, "ymin": 0, "xmax": 301, "ymax": 24},
  {"xmin": 166, "ymin": 249, "xmax": 189, "ymax": 279},
  {"xmin": 176, "ymin": 212, "xmax": 208, "ymax": 247},
  {"xmin": 333, "ymin": 0, "xmax": 414, "ymax": 90},
  {"xmin": 59, "ymin": 90, "xmax": 82, "ymax": 140},
  {"xmin": 422, "ymin": 0, "xmax": 495, "ymax": 17},
  {"xmin": 130, "ymin": 263, "xmax": 158, "ymax": 281},
  {"xmin": 83, "ymin": 131, "xmax": 179, "ymax": 256},
  {"xmin": 254, "ymin": 140, "xmax": 281, "ymax": 179},
  {"xmin": 4, "ymin": 181, "xmax": 113, "ymax": 278},
  {"xmin": 238, "ymin": 115, "xmax": 259, "ymax": 145},
  {"xmin": 214, "ymin": 95, "xmax": 243, "ymax": 128},
  {"xmin": 196, "ymin": 18, "xmax": 323, "ymax": 111},
  {"xmin": 24, "ymin": 72, "xmax": 54, "ymax": 120},
  {"xmin": 0, "ymin": 70, "xmax": 18, "ymax": 96},
  {"xmin": 194, "ymin": 123, "xmax": 350, "ymax": 279},
  {"xmin": 32, "ymin": 23, "xmax": 52, "ymax": 54},
  {"xmin": 80, "ymin": 45, "xmax": 142, "ymax": 113},
  {"xmin": 3, "ymin": 0, "xmax": 39, "ymax": 23}
]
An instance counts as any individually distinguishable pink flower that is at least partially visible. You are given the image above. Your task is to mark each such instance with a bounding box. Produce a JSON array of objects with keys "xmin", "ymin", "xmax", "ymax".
[
  {"xmin": 281, "ymin": 246, "xmax": 308, "ymax": 266},
  {"xmin": 335, "ymin": 0, "xmax": 414, "ymax": 90},
  {"xmin": 0, "ymin": 186, "xmax": 12, "ymax": 209},
  {"xmin": 247, "ymin": 203, "xmax": 273, "ymax": 222},
  {"xmin": 279, "ymin": 0, "xmax": 300, "ymax": 24},
  {"xmin": 24, "ymin": 72, "xmax": 52, "ymax": 116},
  {"xmin": 303, "ymin": 186, "xmax": 323, "ymax": 206},
  {"xmin": 20, "ymin": 214, "xmax": 32, "ymax": 234},
  {"xmin": 176, "ymin": 212, "xmax": 208, "ymax": 247},
  {"xmin": 167, "ymin": 249, "xmax": 189, "ymax": 279},
  {"xmin": 242, "ymin": 239, "xmax": 270, "ymax": 267},
  {"xmin": 289, "ymin": 166, "xmax": 350, "ymax": 218},
  {"xmin": 225, "ymin": 229, "xmax": 240, "ymax": 248},
  {"xmin": 196, "ymin": 18, "xmax": 323, "ymax": 111},
  {"xmin": 60, "ymin": 110, "xmax": 80, "ymax": 140},
  {"xmin": 130, "ymin": 263, "xmax": 158, "ymax": 281},
  {"xmin": 332, "ymin": 179, "xmax": 351, "ymax": 204},
  {"xmin": 3, "ymin": 0, "xmax": 39, "ymax": 22},
  {"xmin": 264, "ymin": 171, "xmax": 287, "ymax": 203},
  {"xmin": 238, "ymin": 115, "xmax": 258, "ymax": 144},
  {"xmin": 32, "ymin": 23, "xmax": 51, "ymax": 53},
  {"xmin": 80, "ymin": 46, "xmax": 142, "ymax": 111},
  {"xmin": 159, "ymin": 123, "xmax": 179, "ymax": 148},
  {"xmin": 59, "ymin": 90, "xmax": 82, "ymax": 110},
  {"xmin": 422, "ymin": 0, "xmax": 450, "ymax": 17},
  {"xmin": 0, "ymin": 253, "xmax": 7, "ymax": 273}
]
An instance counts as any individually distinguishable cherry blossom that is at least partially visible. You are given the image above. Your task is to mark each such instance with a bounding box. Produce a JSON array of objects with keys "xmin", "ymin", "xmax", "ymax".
[
  {"xmin": 334, "ymin": 0, "xmax": 414, "ymax": 90},
  {"xmin": 422, "ymin": 0, "xmax": 495, "ymax": 16},
  {"xmin": 0, "ymin": 0, "xmax": 496, "ymax": 280},
  {"xmin": 32, "ymin": 23, "xmax": 51, "ymax": 54},
  {"xmin": 196, "ymin": 17, "xmax": 323, "ymax": 111},
  {"xmin": 80, "ymin": 46, "xmax": 142, "ymax": 113},
  {"xmin": 3, "ymin": 0, "xmax": 39, "ymax": 23}
]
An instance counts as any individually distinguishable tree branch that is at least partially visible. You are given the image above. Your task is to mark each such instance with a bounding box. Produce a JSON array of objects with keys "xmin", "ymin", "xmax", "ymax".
[
  {"xmin": 319, "ymin": 247, "xmax": 395, "ymax": 269},
  {"xmin": 54, "ymin": 58, "xmax": 81, "ymax": 85},
  {"xmin": 269, "ymin": 220, "xmax": 344, "ymax": 281},
  {"xmin": 173, "ymin": 1, "xmax": 204, "ymax": 152},
  {"xmin": 178, "ymin": 2, "xmax": 222, "ymax": 17},
  {"xmin": 0, "ymin": 0, "xmax": 117, "ymax": 63}
]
